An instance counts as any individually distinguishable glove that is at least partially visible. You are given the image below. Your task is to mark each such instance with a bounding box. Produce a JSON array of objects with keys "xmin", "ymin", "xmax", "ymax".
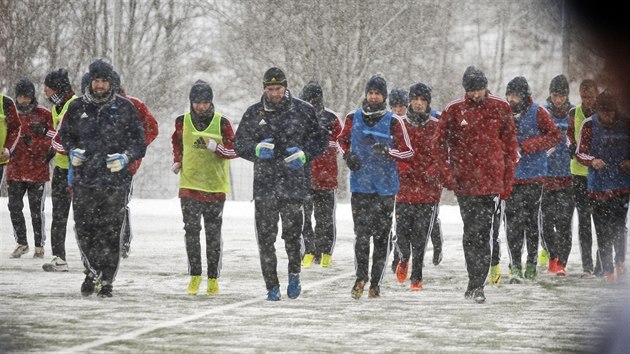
[
  {"xmin": 31, "ymin": 123, "xmax": 47, "ymax": 137},
  {"xmin": 207, "ymin": 139, "xmax": 218, "ymax": 152},
  {"xmin": 45, "ymin": 148, "xmax": 55, "ymax": 163},
  {"xmin": 284, "ymin": 147, "xmax": 306, "ymax": 170},
  {"xmin": 69, "ymin": 148, "xmax": 87, "ymax": 166},
  {"xmin": 171, "ymin": 162, "xmax": 181, "ymax": 174},
  {"xmin": 22, "ymin": 135, "xmax": 32, "ymax": 146},
  {"xmin": 344, "ymin": 152, "xmax": 361, "ymax": 171},
  {"xmin": 255, "ymin": 138, "xmax": 274, "ymax": 159},
  {"xmin": 106, "ymin": 153, "xmax": 129, "ymax": 172},
  {"xmin": 373, "ymin": 142, "xmax": 389, "ymax": 158},
  {"xmin": 568, "ymin": 142, "xmax": 577, "ymax": 158}
]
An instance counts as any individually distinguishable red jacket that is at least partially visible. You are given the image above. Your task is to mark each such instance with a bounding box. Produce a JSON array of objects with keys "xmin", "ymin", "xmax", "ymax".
[
  {"xmin": 396, "ymin": 115, "xmax": 443, "ymax": 204},
  {"xmin": 311, "ymin": 108, "xmax": 342, "ymax": 190},
  {"xmin": 172, "ymin": 111, "xmax": 237, "ymax": 202},
  {"xmin": 6, "ymin": 106, "xmax": 53, "ymax": 182},
  {"xmin": 1, "ymin": 96, "xmax": 21, "ymax": 161},
  {"xmin": 434, "ymin": 93, "xmax": 518, "ymax": 197},
  {"xmin": 125, "ymin": 95, "xmax": 159, "ymax": 175}
]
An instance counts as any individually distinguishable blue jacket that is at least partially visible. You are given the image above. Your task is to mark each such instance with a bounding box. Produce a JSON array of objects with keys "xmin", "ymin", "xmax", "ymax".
[
  {"xmin": 544, "ymin": 103, "xmax": 572, "ymax": 178},
  {"xmin": 515, "ymin": 103, "xmax": 547, "ymax": 180},
  {"xmin": 234, "ymin": 90, "xmax": 328, "ymax": 200},
  {"xmin": 59, "ymin": 94, "xmax": 146, "ymax": 188},
  {"xmin": 588, "ymin": 115, "xmax": 630, "ymax": 192}
]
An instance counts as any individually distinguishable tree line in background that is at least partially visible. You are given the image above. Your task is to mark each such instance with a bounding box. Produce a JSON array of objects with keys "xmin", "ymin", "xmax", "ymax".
[{"xmin": 0, "ymin": 0, "xmax": 604, "ymax": 199}]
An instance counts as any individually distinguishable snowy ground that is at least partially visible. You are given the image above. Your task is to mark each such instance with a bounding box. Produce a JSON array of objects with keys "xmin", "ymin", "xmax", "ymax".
[{"xmin": 0, "ymin": 197, "xmax": 628, "ymax": 353}]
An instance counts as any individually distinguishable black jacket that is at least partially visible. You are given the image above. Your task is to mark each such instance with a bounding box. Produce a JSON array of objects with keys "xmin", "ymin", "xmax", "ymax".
[
  {"xmin": 234, "ymin": 90, "xmax": 328, "ymax": 199},
  {"xmin": 59, "ymin": 94, "xmax": 146, "ymax": 188}
]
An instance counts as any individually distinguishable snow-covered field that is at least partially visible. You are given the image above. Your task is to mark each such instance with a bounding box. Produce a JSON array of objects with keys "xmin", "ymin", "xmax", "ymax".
[{"xmin": 0, "ymin": 197, "xmax": 628, "ymax": 353}]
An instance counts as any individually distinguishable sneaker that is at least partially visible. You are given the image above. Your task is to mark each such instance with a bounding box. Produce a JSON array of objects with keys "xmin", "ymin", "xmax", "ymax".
[
  {"xmin": 472, "ymin": 288, "xmax": 486, "ymax": 303},
  {"xmin": 615, "ymin": 263, "xmax": 626, "ymax": 280},
  {"xmin": 548, "ymin": 258, "xmax": 559, "ymax": 273},
  {"xmin": 121, "ymin": 246, "xmax": 130, "ymax": 259},
  {"xmin": 42, "ymin": 256, "xmax": 69, "ymax": 272},
  {"xmin": 581, "ymin": 271, "xmax": 595, "ymax": 279},
  {"xmin": 287, "ymin": 273, "xmax": 301, "ymax": 299},
  {"xmin": 33, "ymin": 247, "xmax": 44, "ymax": 258},
  {"xmin": 206, "ymin": 278, "xmax": 219, "ymax": 295},
  {"xmin": 604, "ymin": 272, "xmax": 616, "ymax": 282},
  {"xmin": 555, "ymin": 264, "xmax": 567, "ymax": 276},
  {"xmin": 410, "ymin": 280, "xmax": 423, "ymax": 291},
  {"xmin": 538, "ymin": 248, "xmax": 549, "ymax": 266},
  {"xmin": 433, "ymin": 249, "xmax": 443, "ymax": 266},
  {"xmin": 524, "ymin": 262, "xmax": 537, "ymax": 280},
  {"xmin": 396, "ymin": 260, "xmax": 409, "ymax": 283},
  {"xmin": 267, "ymin": 285, "xmax": 281, "ymax": 301},
  {"xmin": 509, "ymin": 264, "xmax": 523, "ymax": 284},
  {"xmin": 489, "ymin": 264, "xmax": 501, "ymax": 285},
  {"xmin": 464, "ymin": 284, "xmax": 474, "ymax": 299},
  {"xmin": 98, "ymin": 284, "xmax": 113, "ymax": 298},
  {"xmin": 10, "ymin": 244, "xmax": 29, "ymax": 258},
  {"xmin": 187, "ymin": 275, "xmax": 202, "ymax": 295},
  {"xmin": 351, "ymin": 280, "xmax": 366, "ymax": 299},
  {"xmin": 320, "ymin": 253, "xmax": 332, "ymax": 268},
  {"xmin": 81, "ymin": 275, "xmax": 96, "ymax": 296},
  {"xmin": 301, "ymin": 253, "xmax": 315, "ymax": 268},
  {"xmin": 368, "ymin": 285, "xmax": 380, "ymax": 298}
]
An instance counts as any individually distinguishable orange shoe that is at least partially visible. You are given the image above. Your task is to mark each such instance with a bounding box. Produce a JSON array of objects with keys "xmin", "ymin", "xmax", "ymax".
[
  {"xmin": 548, "ymin": 258, "xmax": 559, "ymax": 273},
  {"xmin": 615, "ymin": 262, "xmax": 626, "ymax": 279},
  {"xmin": 396, "ymin": 260, "xmax": 409, "ymax": 283},
  {"xmin": 555, "ymin": 264, "xmax": 567, "ymax": 276},
  {"xmin": 604, "ymin": 272, "xmax": 616, "ymax": 282},
  {"xmin": 410, "ymin": 280, "xmax": 423, "ymax": 291}
]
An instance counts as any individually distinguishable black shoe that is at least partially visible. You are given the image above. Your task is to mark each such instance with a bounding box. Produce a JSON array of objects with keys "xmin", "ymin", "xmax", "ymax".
[
  {"xmin": 81, "ymin": 276, "xmax": 95, "ymax": 296},
  {"xmin": 464, "ymin": 288, "xmax": 473, "ymax": 299},
  {"xmin": 368, "ymin": 285, "xmax": 380, "ymax": 298},
  {"xmin": 98, "ymin": 284, "xmax": 113, "ymax": 298},
  {"xmin": 121, "ymin": 246, "xmax": 130, "ymax": 259},
  {"xmin": 472, "ymin": 288, "xmax": 486, "ymax": 304}
]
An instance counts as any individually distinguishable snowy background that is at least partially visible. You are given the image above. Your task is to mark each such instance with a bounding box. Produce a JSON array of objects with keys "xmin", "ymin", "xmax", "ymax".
[{"xmin": 1, "ymin": 198, "xmax": 628, "ymax": 353}]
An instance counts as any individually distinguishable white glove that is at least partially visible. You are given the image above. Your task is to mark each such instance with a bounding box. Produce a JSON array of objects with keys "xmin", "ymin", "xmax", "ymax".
[
  {"xmin": 171, "ymin": 162, "xmax": 181, "ymax": 174},
  {"xmin": 70, "ymin": 148, "xmax": 87, "ymax": 166},
  {"xmin": 0, "ymin": 148, "xmax": 10, "ymax": 160},
  {"xmin": 106, "ymin": 153, "xmax": 129, "ymax": 172},
  {"xmin": 207, "ymin": 139, "xmax": 218, "ymax": 152}
]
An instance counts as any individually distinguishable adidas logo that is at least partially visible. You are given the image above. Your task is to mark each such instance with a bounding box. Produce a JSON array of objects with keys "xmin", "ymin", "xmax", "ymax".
[
  {"xmin": 80, "ymin": 112, "xmax": 89, "ymax": 119},
  {"xmin": 460, "ymin": 119, "xmax": 468, "ymax": 126},
  {"xmin": 259, "ymin": 119, "xmax": 267, "ymax": 126},
  {"xmin": 192, "ymin": 137, "xmax": 206, "ymax": 149}
]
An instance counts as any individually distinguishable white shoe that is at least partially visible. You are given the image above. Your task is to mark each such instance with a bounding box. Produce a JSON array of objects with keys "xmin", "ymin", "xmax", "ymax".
[
  {"xmin": 33, "ymin": 247, "xmax": 45, "ymax": 258},
  {"xmin": 10, "ymin": 244, "xmax": 29, "ymax": 258},
  {"xmin": 42, "ymin": 256, "xmax": 69, "ymax": 272}
]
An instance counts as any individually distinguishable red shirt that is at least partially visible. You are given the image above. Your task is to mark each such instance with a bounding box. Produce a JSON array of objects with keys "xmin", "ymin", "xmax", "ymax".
[
  {"xmin": 434, "ymin": 93, "xmax": 518, "ymax": 197},
  {"xmin": 6, "ymin": 106, "xmax": 53, "ymax": 182},
  {"xmin": 2, "ymin": 96, "xmax": 21, "ymax": 158},
  {"xmin": 125, "ymin": 95, "xmax": 159, "ymax": 175},
  {"xmin": 311, "ymin": 108, "xmax": 342, "ymax": 190},
  {"xmin": 396, "ymin": 115, "xmax": 443, "ymax": 204}
]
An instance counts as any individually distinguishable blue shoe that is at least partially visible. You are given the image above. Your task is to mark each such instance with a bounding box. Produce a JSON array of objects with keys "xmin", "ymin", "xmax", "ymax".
[
  {"xmin": 267, "ymin": 285, "xmax": 281, "ymax": 301},
  {"xmin": 287, "ymin": 273, "xmax": 301, "ymax": 299}
]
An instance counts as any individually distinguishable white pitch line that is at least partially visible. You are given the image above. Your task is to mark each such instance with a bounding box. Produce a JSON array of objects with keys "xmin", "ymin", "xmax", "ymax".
[{"xmin": 54, "ymin": 271, "xmax": 353, "ymax": 353}]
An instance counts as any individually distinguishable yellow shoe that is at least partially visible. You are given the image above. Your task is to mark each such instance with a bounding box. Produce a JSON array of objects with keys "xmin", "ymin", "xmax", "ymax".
[
  {"xmin": 320, "ymin": 254, "xmax": 332, "ymax": 268},
  {"xmin": 538, "ymin": 248, "xmax": 549, "ymax": 266},
  {"xmin": 206, "ymin": 278, "xmax": 219, "ymax": 295},
  {"xmin": 489, "ymin": 264, "xmax": 501, "ymax": 285},
  {"xmin": 187, "ymin": 275, "xmax": 202, "ymax": 295},
  {"xmin": 301, "ymin": 253, "xmax": 315, "ymax": 268}
]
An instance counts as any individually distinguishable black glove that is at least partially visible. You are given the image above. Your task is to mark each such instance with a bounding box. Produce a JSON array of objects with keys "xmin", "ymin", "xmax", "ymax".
[
  {"xmin": 344, "ymin": 152, "xmax": 361, "ymax": 171},
  {"xmin": 373, "ymin": 142, "xmax": 389, "ymax": 158},
  {"xmin": 22, "ymin": 135, "xmax": 32, "ymax": 146},
  {"xmin": 31, "ymin": 123, "xmax": 47, "ymax": 137},
  {"xmin": 568, "ymin": 142, "xmax": 577, "ymax": 158},
  {"xmin": 45, "ymin": 148, "xmax": 55, "ymax": 163}
]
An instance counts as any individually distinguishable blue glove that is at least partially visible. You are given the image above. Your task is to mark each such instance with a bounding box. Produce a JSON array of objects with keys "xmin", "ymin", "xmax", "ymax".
[
  {"xmin": 106, "ymin": 153, "xmax": 129, "ymax": 172},
  {"xmin": 255, "ymin": 138, "xmax": 274, "ymax": 159},
  {"xmin": 69, "ymin": 148, "xmax": 87, "ymax": 166},
  {"xmin": 285, "ymin": 147, "xmax": 306, "ymax": 170}
]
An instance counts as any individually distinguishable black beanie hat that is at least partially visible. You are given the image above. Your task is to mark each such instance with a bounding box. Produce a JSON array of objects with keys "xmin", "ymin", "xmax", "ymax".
[
  {"xmin": 389, "ymin": 88, "xmax": 408, "ymax": 106},
  {"xmin": 595, "ymin": 91, "xmax": 617, "ymax": 112},
  {"xmin": 408, "ymin": 82, "xmax": 432, "ymax": 103},
  {"xmin": 300, "ymin": 80, "xmax": 323, "ymax": 102},
  {"xmin": 462, "ymin": 66, "xmax": 488, "ymax": 92},
  {"xmin": 549, "ymin": 74, "xmax": 570, "ymax": 96},
  {"xmin": 44, "ymin": 68, "xmax": 71, "ymax": 94},
  {"xmin": 15, "ymin": 78, "xmax": 36, "ymax": 100},
  {"xmin": 189, "ymin": 80, "xmax": 214, "ymax": 103},
  {"xmin": 506, "ymin": 76, "xmax": 531, "ymax": 100},
  {"xmin": 365, "ymin": 75, "xmax": 388, "ymax": 99},
  {"xmin": 88, "ymin": 59, "xmax": 114, "ymax": 82},
  {"xmin": 263, "ymin": 67, "xmax": 287, "ymax": 88}
]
